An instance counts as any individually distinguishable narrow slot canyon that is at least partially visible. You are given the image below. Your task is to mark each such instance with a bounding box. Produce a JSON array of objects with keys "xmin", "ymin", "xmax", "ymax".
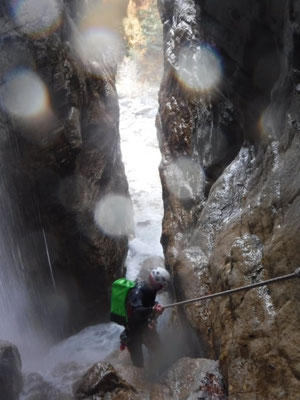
[{"xmin": 0, "ymin": 1, "xmax": 300, "ymax": 399}]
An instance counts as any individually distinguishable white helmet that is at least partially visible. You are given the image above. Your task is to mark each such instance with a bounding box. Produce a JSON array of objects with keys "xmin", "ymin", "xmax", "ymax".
[{"xmin": 149, "ymin": 267, "xmax": 170, "ymax": 289}]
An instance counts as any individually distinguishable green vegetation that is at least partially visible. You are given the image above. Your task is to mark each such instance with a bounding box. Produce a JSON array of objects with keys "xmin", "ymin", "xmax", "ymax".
[{"xmin": 138, "ymin": 2, "xmax": 163, "ymax": 61}]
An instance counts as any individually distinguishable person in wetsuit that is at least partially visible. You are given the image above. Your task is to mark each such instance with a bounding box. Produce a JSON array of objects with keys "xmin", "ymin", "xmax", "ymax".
[{"xmin": 121, "ymin": 267, "xmax": 170, "ymax": 367}]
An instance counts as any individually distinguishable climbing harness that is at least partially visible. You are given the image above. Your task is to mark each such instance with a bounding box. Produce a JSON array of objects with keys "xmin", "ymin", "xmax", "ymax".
[{"xmin": 163, "ymin": 267, "xmax": 300, "ymax": 309}]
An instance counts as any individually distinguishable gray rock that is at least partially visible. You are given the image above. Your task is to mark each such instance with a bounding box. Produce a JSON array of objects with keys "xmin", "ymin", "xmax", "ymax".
[
  {"xmin": 157, "ymin": 0, "xmax": 300, "ymax": 397},
  {"xmin": 73, "ymin": 362, "xmax": 137, "ymax": 399},
  {"xmin": 0, "ymin": 340, "xmax": 22, "ymax": 400}
]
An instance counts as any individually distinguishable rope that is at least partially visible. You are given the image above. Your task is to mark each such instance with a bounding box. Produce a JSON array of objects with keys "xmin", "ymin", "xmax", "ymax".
[{"xmin": 163, "ymin": 267, "xmax": 300, "ymax": 309}]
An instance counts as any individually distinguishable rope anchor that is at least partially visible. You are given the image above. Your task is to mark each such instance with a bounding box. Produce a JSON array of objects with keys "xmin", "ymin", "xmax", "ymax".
[{"xmin": 163, "ymin": 268, "xmax": 300, "ymax": 309}]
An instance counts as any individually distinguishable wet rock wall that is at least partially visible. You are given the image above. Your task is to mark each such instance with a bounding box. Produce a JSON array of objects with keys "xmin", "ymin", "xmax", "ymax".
[
  {"xmin": 157, "ymin": 0, "xmax": 300, "ymax": 398},
  {"xmin": 0, "ymin": 0, "xmax": 130, "ymax": 335}
]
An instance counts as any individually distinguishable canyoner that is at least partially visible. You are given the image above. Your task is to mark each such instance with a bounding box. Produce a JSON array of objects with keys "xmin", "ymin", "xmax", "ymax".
[{"xmin": 110, "ymin": 267, "xmax": 170, "ymax": 367}]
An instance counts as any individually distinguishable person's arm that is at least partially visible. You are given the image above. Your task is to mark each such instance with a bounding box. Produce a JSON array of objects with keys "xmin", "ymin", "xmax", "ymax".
[{"xmin": 152, "ymin": 303, "xmax": 164, "ymax": 315}]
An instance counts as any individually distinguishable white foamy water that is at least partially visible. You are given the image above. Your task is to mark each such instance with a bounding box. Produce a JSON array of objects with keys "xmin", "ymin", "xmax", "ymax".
[
  {"xmin": 118, "ymin": 92, "xmax": 164, "ymax": 279},
  {"xmin": 46, "ymin": 323, "xmax": 123, "ymax": 369}
]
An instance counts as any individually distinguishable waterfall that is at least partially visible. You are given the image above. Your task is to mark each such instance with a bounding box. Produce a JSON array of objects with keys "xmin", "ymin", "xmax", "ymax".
[{"xmin": 0, "ymin": 140, "xmax": 57, "ymax": 371}]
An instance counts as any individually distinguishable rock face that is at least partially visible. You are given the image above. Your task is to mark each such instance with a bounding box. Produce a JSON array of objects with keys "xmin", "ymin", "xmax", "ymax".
[
  {"xmin": 0, "ymin": 340, "xmax": 23, "ymax": 400},
  {"xmin": 162, "ymin": 357, "xmax": 225, "ymax": 400},
  {"xmin": 0, "ymin": 0, "xmax": 130, "ymax": 335},
  {"xmin": 157, "ymin": 0, "xmax": 300, "ymax": 398}
]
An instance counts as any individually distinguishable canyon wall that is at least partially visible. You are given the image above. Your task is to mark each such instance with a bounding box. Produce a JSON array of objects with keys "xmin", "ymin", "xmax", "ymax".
[
  {"xmin": 0, "ymin": 0, "xmax": 130, "ymax": 335},
  {"xmin": 157, "ymin": 0, "xmax": 300, "ymax": 398}
]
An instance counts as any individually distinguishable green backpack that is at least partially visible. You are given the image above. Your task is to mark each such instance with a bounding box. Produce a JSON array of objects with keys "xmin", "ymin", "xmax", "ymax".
[{"xmin": 110, "ymin": 278, "xmax": 136, "ymax": 326}]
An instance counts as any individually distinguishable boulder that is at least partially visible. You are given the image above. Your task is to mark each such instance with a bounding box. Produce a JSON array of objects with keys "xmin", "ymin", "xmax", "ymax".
[
  {"xmin": 73, "ymin": 362, "xmax": 138, "ymax": 400},
  {"xmin": 0, "ymin": 340, "xmax": 22, "ymax": 400}
]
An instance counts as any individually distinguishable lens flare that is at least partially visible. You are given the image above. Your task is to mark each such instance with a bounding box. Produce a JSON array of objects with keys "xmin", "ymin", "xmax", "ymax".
[
  {"xmin": 0, "ymin": 68, "xmax": 49, "ymax": 119},
  {"xmin": 74, "ymin": 28, "xmax": 124, "ymax": 76},
  {"xmin": 10, "ymin": 0, "xmax": 62, "ymax": 38},
  {"xmin": 163, "ymin": 157, "xmax": 205, "ymax": 201},
  {"xmin": 94, "ymin": 194, "xmax": 134, "ymax": 237},
  {"xmin": 176, "ymin": 43, "xmax": 222, "ymax": 92},
  {"xmin": 258, "ymin": 107, "xmax": 277, "ymax": 143}
]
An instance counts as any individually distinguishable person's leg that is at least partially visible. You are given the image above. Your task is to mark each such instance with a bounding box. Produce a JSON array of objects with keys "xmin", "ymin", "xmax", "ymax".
[
  {"xmin": 142, "ymin": 327, "xmax": 162, "ymax": 378},
  {"xmin": 120, "ymin": 329, "xmax": 128, "ymax": 350},
  {"xmin": 126, "ymin": 333, "xmax": 144, "ymax": 367},
  {"xmin": 143, "ymin": 326, "xmax": 160, "ymax": 353}
]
